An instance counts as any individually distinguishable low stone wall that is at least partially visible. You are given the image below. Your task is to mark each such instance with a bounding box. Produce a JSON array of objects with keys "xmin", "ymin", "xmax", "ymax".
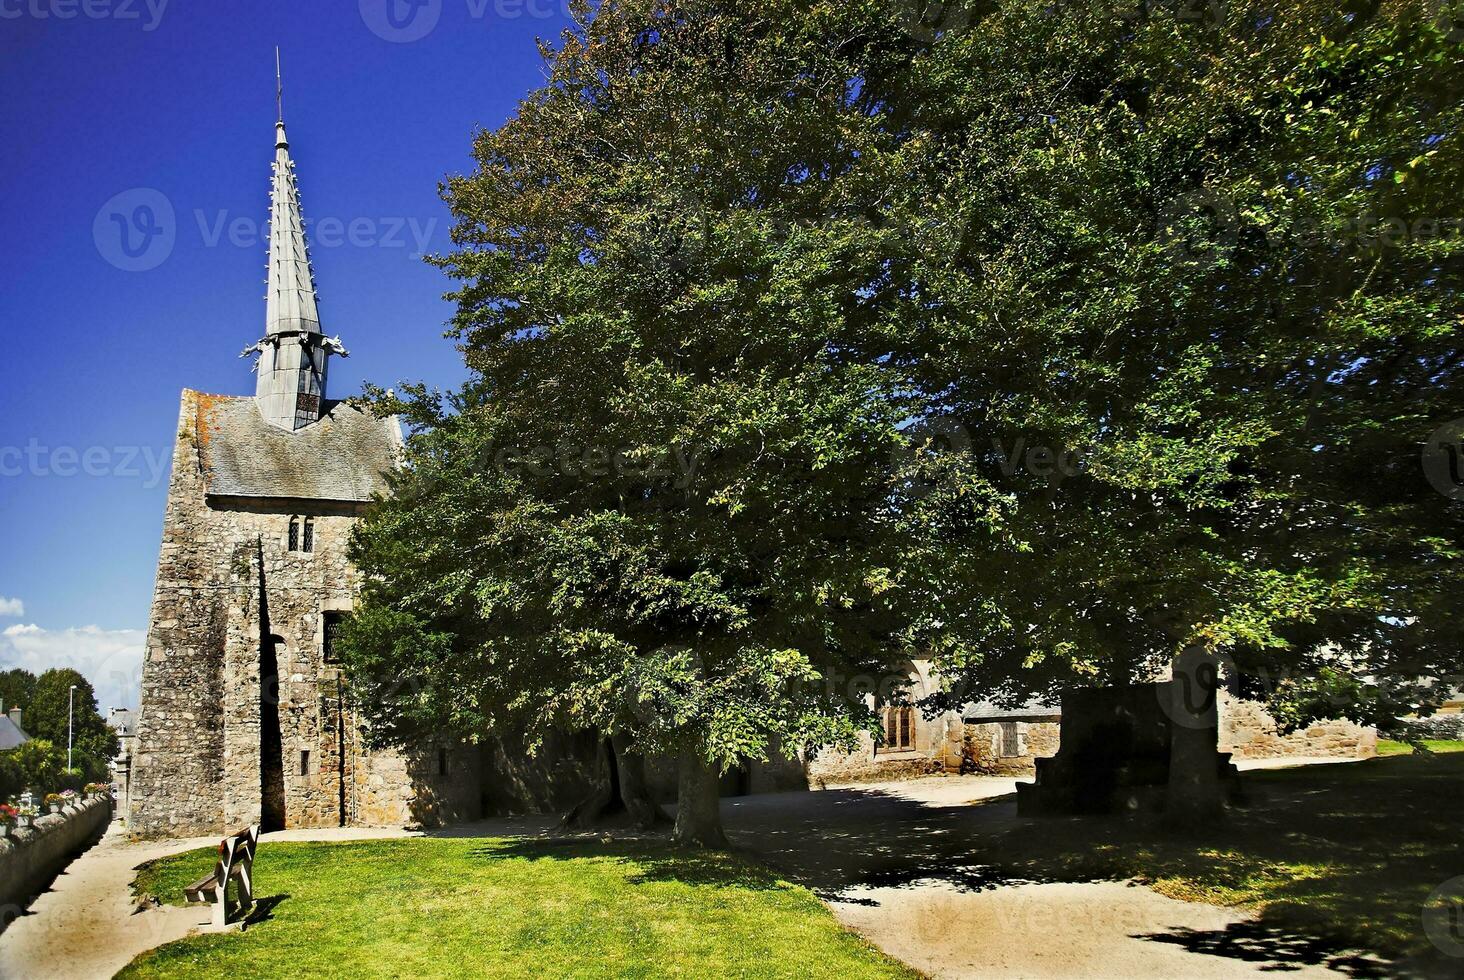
[
  {"xmin": 0, "ymin": 798, "xmax": 112, "ymax": 917},
  {"xmin": 1219, "ymin": 692, "xmax": 1376, "ymax": 760}
]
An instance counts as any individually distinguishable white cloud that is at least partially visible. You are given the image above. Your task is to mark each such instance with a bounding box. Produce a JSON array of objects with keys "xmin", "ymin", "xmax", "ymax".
[
  {"xmin": 0, "ymin": 623, "xmax": 146, "ymax": 713},
  {"xmin": 0, "ymin": 597, "xmax": 23, "ymax": 617}
]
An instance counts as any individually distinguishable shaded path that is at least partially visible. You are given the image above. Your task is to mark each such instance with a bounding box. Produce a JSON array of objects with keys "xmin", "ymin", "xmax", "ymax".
[{"xmin": 718, "ymin": 773, "xmax": 1382, "ymax": 979}]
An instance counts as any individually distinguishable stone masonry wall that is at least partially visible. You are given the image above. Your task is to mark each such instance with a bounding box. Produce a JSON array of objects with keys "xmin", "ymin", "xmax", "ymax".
[
  {"xmin": 1219, "ymin": 691, "xmax": 1377, "ymax": 760},
  {"xmin": 132, "ymin": 391, "xmax": 479, "ymax": 837},
  {"xmin": 805, "ymin": 712, "xmax": 964, "ymax": 787},
  {"xmin": 961, "ymin": 720, "xmax": 1061, "ymax": 776},
  {"xmin": 0, "ymin": 798, "xmax": 112, "ymax": 916}
]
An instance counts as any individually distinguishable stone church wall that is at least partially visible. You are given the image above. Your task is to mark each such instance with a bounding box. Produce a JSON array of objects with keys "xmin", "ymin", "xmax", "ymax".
[{"xmin": 132, "ymin": 392, "xmax": 481, "ymax": 838}]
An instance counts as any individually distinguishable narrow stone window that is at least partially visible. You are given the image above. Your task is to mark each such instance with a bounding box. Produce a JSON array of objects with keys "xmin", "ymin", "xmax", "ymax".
[
  {"xmin": 323, "ymin": 611, "xmax": 347, "ymax": 664},
  {"xmin": 302, "ymin": 516, "xmax": 315, "ymax": 553},
  {"xmin": 299, "ymin": 749, "xmax": 311, "ymax": 777},
  {"xmin": 288, "ymin": 517, "xmax": 300, "ymax": 552},
  {"xmin": 438, "ymin": 747, "xmax": 449, "ymax": 776}
]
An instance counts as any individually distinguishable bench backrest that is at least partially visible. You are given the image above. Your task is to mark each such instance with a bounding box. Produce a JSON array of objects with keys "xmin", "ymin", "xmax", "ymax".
[{"xmin": 213, "ymin": 824, "xmax": 259, "ymax": 886}]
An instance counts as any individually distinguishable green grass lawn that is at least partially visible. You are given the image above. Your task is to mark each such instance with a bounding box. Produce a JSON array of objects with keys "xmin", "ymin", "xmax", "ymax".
[
  {"xmin": 967, "ymin": 752, "xmax": 1464, "ymax": 973},
  {"xmin": 121, "ymin": 838, "xmax": 916, "ymax": 980},
  {"xmin": 1377, "ymin": 738, "xmax": 1464, "ymax": 756}
]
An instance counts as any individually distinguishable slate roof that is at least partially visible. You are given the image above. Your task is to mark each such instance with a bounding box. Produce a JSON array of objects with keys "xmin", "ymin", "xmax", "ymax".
[
  {"xmin": 962, "ymin": 699, "xmax": 1061, "ymax": 721},
  {"xmin": 194, "ymin": 393, "xmax": 401, "ymax": 503},
  {"xmin": 0, "ymin": 714, "xmax": 29, "ymax": 751}
]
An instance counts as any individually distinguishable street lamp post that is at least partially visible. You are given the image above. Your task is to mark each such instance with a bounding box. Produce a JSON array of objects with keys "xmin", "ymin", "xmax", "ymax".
[{"xmin": 68, "ymin": 684, "xmax": 77, "ymax": 771}]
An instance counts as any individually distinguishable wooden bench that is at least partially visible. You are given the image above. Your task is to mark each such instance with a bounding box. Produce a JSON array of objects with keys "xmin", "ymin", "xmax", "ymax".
[{"xmin": 184, "ymin": 824, "xmax": 258, "ymax": 929}]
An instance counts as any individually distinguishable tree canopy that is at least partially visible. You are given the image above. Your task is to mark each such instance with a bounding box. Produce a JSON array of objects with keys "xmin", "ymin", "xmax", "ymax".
[{"xmin": 343, "ymin": 0, "xmax": 1464, "ymax": 836}]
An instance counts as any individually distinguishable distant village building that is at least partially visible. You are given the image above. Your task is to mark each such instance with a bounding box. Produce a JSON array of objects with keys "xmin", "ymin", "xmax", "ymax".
[
  {"xmin": 130, "ymin": 109, "xmax": 481, "ymax": 837},
  {"xmin": 0, "ymin": 704, "xmax": 30, "ymax": 751},
  {"xmin": 107, "ymin": 707, "xmax": 135, "ymax": 813}
]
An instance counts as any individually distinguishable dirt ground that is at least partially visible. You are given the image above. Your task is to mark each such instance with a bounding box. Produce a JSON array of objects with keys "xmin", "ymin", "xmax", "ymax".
[{"xmin": 717, "ymin": 766, "xmax": 1379, "ymax": 979}]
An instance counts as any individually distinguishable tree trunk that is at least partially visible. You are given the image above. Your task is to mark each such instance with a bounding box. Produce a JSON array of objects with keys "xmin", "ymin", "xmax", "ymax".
[
  {"xmin": 561, "ymin": 734, "xmax": 667, "ymax": 830},
  {"xmin": 1165, "ymin": 647, "xmax": 1226, "ymax": 827},
  {"xmin": 612, "ymin": 732, "xmax": 666, "ymax": 830},
  {"xmin": 673, "ymin": 743, "xmax": 728, "ymax": 848}
]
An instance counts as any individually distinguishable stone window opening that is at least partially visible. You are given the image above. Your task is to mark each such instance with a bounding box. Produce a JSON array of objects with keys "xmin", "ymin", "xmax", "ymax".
[
  {"xmin": 299, "ymin": 749, "xmax": 311, "ymax": 777},
  {"xmin": 302, "ymin": 516, "xmax": 315, "ymax": 553},
  {"xmin": 881, "ymin": 706, "xmax": 916, "ymax": 753},
  {"xmin": 323, "ymin": 611, "xmax": 347, "ymax": 664},
  {"xmin": 438, "ymin": 747, "xmax": 449, "ymax": 776},
  {"xmin": 288, "ymin": 517, "xmax": 299, "ymax": 552},
  {"xmin": 998, "ymin": 721, "xmax": 1024, "ymax": 758}
]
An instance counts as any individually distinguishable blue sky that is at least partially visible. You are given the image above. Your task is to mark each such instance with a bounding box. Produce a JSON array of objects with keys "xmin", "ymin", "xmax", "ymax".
[{"xmin": 0, "ymin": 0, "xmax": 575, "ymax": 710}]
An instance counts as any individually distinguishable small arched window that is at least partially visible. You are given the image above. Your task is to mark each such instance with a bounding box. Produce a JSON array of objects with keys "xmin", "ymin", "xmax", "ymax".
[
  {"xmin": 288, "ymin": 517, "xmax": 300, "ymax": 552},
  {"xmin": 302, "ymin": 517, "xmax": 315, "ymax": 554}
]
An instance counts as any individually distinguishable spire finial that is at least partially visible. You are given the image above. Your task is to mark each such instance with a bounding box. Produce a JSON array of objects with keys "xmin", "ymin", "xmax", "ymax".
[{"xmin": 275, "ymin": 46, "xmax": 284, "ymax": 123}]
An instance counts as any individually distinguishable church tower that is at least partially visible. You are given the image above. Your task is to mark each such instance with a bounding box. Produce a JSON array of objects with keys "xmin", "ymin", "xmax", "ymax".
[
  {"xmin": 246, "ymin": 56, "xmax": 347, "ymax": 431},
  {"xmin": 128, "ymin": 58, "xmax": 485, "ymax": 838}
]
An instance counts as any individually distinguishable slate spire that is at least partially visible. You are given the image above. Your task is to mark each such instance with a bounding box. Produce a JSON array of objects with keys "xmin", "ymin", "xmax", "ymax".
[{"xmin": 244, "ymin": 48, "xmax": 348, "ymax": 432}]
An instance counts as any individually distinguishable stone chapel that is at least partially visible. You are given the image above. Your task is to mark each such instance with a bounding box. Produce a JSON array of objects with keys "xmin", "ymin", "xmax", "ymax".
[{"xmin": 129, "ymin": 108, "xmax": 482, "ymax": 837}]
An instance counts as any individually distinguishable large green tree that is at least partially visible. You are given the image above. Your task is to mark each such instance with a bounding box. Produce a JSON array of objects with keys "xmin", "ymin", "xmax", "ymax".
[
  {"xmin": 889, "ymin": 0, "xmax": 1464, "ymax": 816},
  {"xmin": 343, "ymin": 0, "xmax": 940, "ymax": 845},
  {"xmin": 26, "ymin": 668, "xmax": 117, "ymax": 777},
  {"xmin": 345, "ymin": 0, "xmax": 1464, "ymax": 834},
  {"xmin": 0, "ymin": 668, "xmax": 37, "ymax": 714}
]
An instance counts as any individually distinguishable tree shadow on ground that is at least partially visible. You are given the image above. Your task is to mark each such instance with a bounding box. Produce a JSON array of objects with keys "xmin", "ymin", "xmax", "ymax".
[
  {"xmin": 463, "ymin": 837, "xmax": 792, "ymax": 892},
  {"xmin": 717, "ymin": 758, "xmax": 1464, "ymax": 976},
  {"xmin": 1133, "ymin": 920, "xmax": 1394, "ymax": 978}
]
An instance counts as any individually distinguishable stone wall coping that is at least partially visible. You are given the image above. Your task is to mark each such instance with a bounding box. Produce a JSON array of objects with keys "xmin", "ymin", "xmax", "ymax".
[{"xmin": 0, "ymin": 797, "xmax": 112, "ymax": 854}]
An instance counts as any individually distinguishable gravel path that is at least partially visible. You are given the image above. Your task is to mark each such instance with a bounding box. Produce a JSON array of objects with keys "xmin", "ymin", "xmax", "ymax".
[{"xmin": 720, "ymin": 769, "xmax": 1381, "ymax": 979}]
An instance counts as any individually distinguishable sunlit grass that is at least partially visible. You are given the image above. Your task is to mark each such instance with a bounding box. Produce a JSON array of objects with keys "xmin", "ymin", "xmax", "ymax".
[
  {"xmin": 1377, "ymin": 738, "xmax": 1464, "ymax": 756},
  {"xmin": 122, "ymin": 838, "xmax": 917, "ymax": 980}
]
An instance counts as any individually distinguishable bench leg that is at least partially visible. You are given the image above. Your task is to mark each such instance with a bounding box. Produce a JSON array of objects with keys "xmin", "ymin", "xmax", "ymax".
[
  {"xmin": 212, "ymin": 883, "xmax": 227, "ymax": 929},
  {"xmin": 238, "ymin": 865, "xmax": 253, "ymax": 913}
]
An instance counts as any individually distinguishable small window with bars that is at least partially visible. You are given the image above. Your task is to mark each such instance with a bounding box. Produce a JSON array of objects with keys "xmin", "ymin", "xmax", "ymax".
[
  {"xmin": 998, "ymin": 721, "xmax": 1024, "ymax": 758},
  {"xmin": 881, "ymin": 706, "xmax": 916, "ymax": 753},
  {"xmin": 303, "ymin": 516, "xmax": 315, "ymax": 553},
  {"xmin": 323, "ymin": 611, "xmax": 348, "ymax": 664}
]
